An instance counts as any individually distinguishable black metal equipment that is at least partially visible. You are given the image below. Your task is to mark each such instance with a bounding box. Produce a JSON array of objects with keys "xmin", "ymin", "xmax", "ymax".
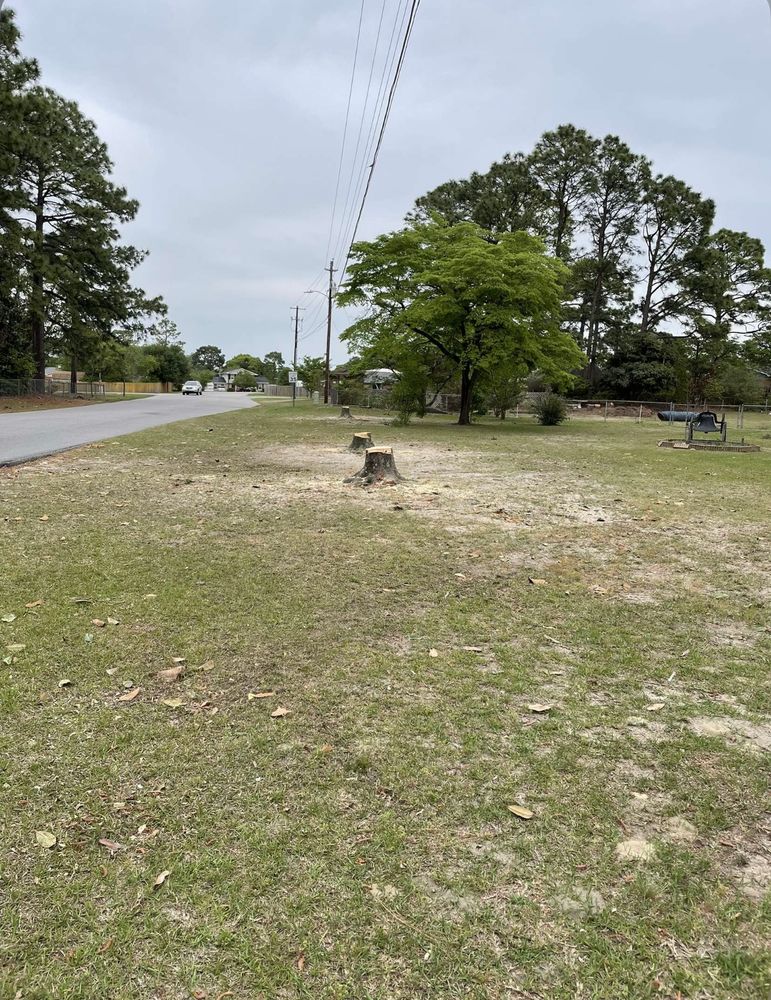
[{"xmin": 687, "ymin": 411, "xmax": 727, "ymax": 443}]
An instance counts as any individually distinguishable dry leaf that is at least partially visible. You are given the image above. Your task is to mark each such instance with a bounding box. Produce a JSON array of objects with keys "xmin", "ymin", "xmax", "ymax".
[
  {"xmin": 143, "ymin": 593, "xmax": 157, "ymax": 599},
  {"xmin": 247, "ymin": 691, "xmax": 275, "ymax": 700},
  {"xmin": 1, "ymin": 613, "xmax": 16, "ymax": 623},
  {"xmin": 35, "ymin": 830, "xmax": 57, "ymax": 849},
  {"xmin": 98, "ymin": 838, "xmax": 123, "ymax": 853},
  {"xmin": 91, "ymin": 619, "xmax": 106, "ymax": 628},
  {"xmin": 162, "ymin": 698, "xmax": 185, "ymax": 709},
  {"xmin": 107, "ymin": 617, "xmax": 120, "ymax": 626},
  {"xmin": 428, "ymin": 648, "xmax": 439, "ymax": 658},
  {"xmin": 462, "ymin": 646, "xmax": 484, "ymax": 653},
  {"xmin": 158, "ymin": 666, "xmax": 184, "ymax": 682},
  {"xmin": 197, "ymin": 660, "xmax": 215, "ymax": 672},
  {"xmin": 171, "ymin": 656, "xmax": 186, "ymax": 665},
  {"xmin": 117, "ymin": 688, "xmax": 141, "ymax": 702},
  {"xmin": 296, "ymin": 953, "xmax": 306, "ymax": 972},
  {"xmin": 106, "ymin": 668, "xmax": 118, "ymax": 676},
  {"xmin": 153, "ymin": 869, "xmax": 171, "ymax": 889},
  {"xmin": 527, "ymin": 703, "xmax": 553, "ymax": 714},
  {"xmin": 58, "ymin": 678, "xmax": 72, "ymax": 688},
  {"xmin": 39, "ymin": 515, "xmax": 49, "ymax": 522},
  {"xmin": 528, "ymin": 578, "xmax": 547, "ymax": 586},
  {"xmin": 271, "ymin": 706, "xmax": 290, "ymax": 718},
  {"xmin": 507, "ymin": 805, "xmax": 534, "ymax": 820},
  {"xmin": 70, "ymin": 597, "xmax": 91, "ymax": 604},
  {"xmin": 646, "ymin": 703, "xmax": 665, "ymax": 713},
  {"xmin": 6, "ymin": 644, "xmax": 25, "ymax": 653},
  {"xmin": 320, "ymin": 744, "xmax": 334, "ymax": 753},
  {"xmin": 25, "ymin": 600, "xmax": 44, "ymax": 608}
]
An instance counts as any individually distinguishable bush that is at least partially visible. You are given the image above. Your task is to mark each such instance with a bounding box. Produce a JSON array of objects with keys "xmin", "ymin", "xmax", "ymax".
[{"xmin": 533, "ymin": 393, "xmax": 568, "ymax": 426}]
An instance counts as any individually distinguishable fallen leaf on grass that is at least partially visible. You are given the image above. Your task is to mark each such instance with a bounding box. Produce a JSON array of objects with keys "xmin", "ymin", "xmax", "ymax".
[
  {"xmin": 296, "ymin": 953, "xmax": 306, "ymax": 972},
  {"xmin": 39, "ymin": 515, "xmax": 49, "ymax": 522},
  {"xmin": 527, "ymin": 703, "xmax": 553, "ymax": 714},
  {"xmin": 143, "ymin": 593, "xmax": 157, "ymax": 599},
  {"xmin": 1, "ymin": 614, "xmax": 16, "ymax": 623},
  {"xmin": 25, "ymin": 600, "xmax": 44, "ymax": 608},
  {"xmin": 153, "ymin": 870, "xmax": 171, "ymax": 889},
  {"xmin": 91, "ymin": 619, "xmax": 106, "ymax": 628},
  {"xmin": 247, "ymin": 691, "xmax": 275, "ymax": 700},
  {"xmin": 58, "ymin": 679, "xmax": 72, "ymax": 688},
  {"xmin": 320, "ymin": 744, "xmax": 334, "ymax": 753},
  {"xmin": 462, "ymin": 646, "xmax": 484, "ymax": 653},
  {"xmin": 646, "ymin": 703, "xmax": 665, "ymax": 713},
  {"xmin": 162, "ymin": 698, "xmax": 185, "ymax": 709},
  {"xmin": 98, "ymin": 838, "xmax": 123, "ymax": 853},
  {"xmin": 158, "ymin": 666, "xmax": 184, "ymax": 682},
  {"xmin": 35, "ymin": 830, "xmax": 57, "ymax": 849},
  {"xmin": 507, "ymin": 805, "xmax": 534, "ymax": 820},
  {"xmin": 528, "ymin": 578, "xmax": 547, "ymax": 587},
  {"xmin": 171, "ymin": 657, "xmax": 186, "ymax": 665},
  {"xmin": 117, "ymin": 688, "xmax": 141, "ymax": 703},
  {"xmin": 107, "ymin": 617, "xmax": 120, "ymax": 626},
  {"xmin": 271, "ymin": 707, "xmax": 290, "ymax": 718},
  {"xmin": 7, "ymin": 644, "xmax": 25, "ymax": 653},
  {"xmin": 428, "ymin": 648, "xmax": 439, "ymax": 658},
  {"xmin": 98, "ymin": 938, "xmax": 114, "ymax": 954},
  {"xmin": 69, "ymin": 597, "xmax": 91, "ymax": 604}
]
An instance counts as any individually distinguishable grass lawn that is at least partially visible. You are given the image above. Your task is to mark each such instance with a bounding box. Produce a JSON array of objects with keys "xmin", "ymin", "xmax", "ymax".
[
  {"xmin": 0, "ymin": 393, "xmax": 151, "ymax": 414},
  {"xmin": 1, "ymin": 402, "xmax": 769, "ymax": 999}
]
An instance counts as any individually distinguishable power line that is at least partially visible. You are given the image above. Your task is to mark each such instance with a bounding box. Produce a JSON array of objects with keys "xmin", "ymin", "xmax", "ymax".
[
  {"xmin": 324, "ymin": 0, "xmax": 367, "ymax": 263},
  {"xmin": 340, "ymin": 0, "xmax": 422, "ymax": 282}
]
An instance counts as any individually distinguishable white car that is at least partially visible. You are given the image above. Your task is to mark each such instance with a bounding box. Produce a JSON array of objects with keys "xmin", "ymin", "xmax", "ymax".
[{"xmin": 182, "ymin": 380, "xmax": 203, "ymax": 396}]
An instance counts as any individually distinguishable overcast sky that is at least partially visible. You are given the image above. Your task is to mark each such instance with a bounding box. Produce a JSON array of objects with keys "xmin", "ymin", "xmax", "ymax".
[{"xmin": 11, "ymin": 0, "xmax": 771, "ymax": 363}]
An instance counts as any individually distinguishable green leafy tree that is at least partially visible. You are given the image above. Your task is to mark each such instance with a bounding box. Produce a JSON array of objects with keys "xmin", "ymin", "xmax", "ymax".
[
  {"xmin": 339, "ymin": 220, "xmax": 582, "ymax": 425},
  {"xmin": 296, "ymin": 355, "xmax": 325, "ymax": 396},
  {"xmin": 639, "ymin": 175, "xmax": 714, "ymax": 334},
  {"xmin": 598, "ymin": 329, "xmax": 682, "ymax": 400},
  {"xmin": 714, "ymin": 362, "xmax": 763, "ymax": 405},
  {"xmin": 262, "ymin": 351, "xmax": 287, "ymax": 384},
  {"xmin": 225, "ymin": 353, "xmax": 262, "ymax": 373},
  {"xmin": 190, "ymin": 367, "xmax": 214, "ymax": 388},
  {"xmin": 682, "ymin": 229, "xmax": 771, "ymax": 399},
  {"xmin": 484, "ymin": 362, "xmax": 527, "ymax": 420},
  {"xmin": 190, "ymin": 345, "xmax": 224, "ymax": 371},
  {"xmin": 233, "ymin": 370, "xmax": 257, "ymax": 390},
  {"xmin": 528, "ymin": 124, "xmax": 598, "ymax": 260},
  {"xmin": 147, "ymin": 318, "xmax": 183, "ymax": 347},
  {"xmin": 143, "ymin": 343, "xmax": 190, "ymax": 387}
]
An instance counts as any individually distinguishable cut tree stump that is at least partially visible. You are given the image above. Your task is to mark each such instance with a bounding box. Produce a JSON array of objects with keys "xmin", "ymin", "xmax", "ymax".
[
  {"xmin": 340, "ymin": 406, "xmax": 352, "ymax": 419},
  {"xmin": 349, "ymin": 432, "xmax": 373, "ymax": 453},
  {"xmin": 345, "ymin": 447, "xmax": 402, "ymax": 486}
]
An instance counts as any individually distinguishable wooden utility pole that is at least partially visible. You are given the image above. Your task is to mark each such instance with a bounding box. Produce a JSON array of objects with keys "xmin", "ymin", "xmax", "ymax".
[
  {"xmin": 292, "ymin": 305, "xmax": 301, "ymax": 407},
  {"xmin": 324, "ymin": 259, "xmax": 336, "ymax": 405}
]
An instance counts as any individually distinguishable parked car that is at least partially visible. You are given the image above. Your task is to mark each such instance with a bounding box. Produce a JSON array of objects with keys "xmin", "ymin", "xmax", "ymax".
[{"xmin": 182, "ymin": 380, "xmax": 203, "ymax": 396}]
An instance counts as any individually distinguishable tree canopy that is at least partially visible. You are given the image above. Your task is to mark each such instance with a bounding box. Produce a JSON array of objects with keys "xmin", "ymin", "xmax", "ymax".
[{"xmin": 339, "ymin": 220, "xmax": 582, "ymax": 424}]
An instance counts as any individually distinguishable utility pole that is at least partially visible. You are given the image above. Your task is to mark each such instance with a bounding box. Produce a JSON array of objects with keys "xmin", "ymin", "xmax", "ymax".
[
  {"xmin": 324, "ymin": 259, "xmax": 336, "ymax": 405},
  {"xmin": 291, "ymin": 305, "xmax": 301, "ymax": 407}
]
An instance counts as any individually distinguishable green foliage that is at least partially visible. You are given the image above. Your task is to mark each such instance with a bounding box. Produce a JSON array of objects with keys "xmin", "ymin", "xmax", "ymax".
[
  {"xmin": 233, "ymin": 370, "xmax": 257, "ymax": 390},
  {"xmin": 190, "ymin": 345, "xmax": 224, "ymax": 371},
  {"xmin": 296, "ymin": 355, "xmax": 325, "ymax": 396},
  {"xmin": 713, "ymin": 363, "xmax": 763, "ymax": 405},
  {"xmin": 533, "ymin": 393, "xmax": 569, "ymax": 426},
  {"xmin": 484, "ymin": 363, "xmax": 526, "ymax": 419},
  {"xmin": 336, "ymin": 378, "xmax": 369, "ymax": 407},
  {"xmin": 262, "ymin": 351, "xmax": 287, "ymax": 384},
  {"xmin": 598, "ymin": 330, "xmax": 682, "ymax": 400},
  {"xmin": 389, "ymin": 364, "xmax": 428, "ymax": 425},
  {"xmin": 339, "ymin": 220, "xmax": 582, "ymax": 425},
  {"xmin": 190, "ymin": 367, "xmax": 214, "ymax": 388},
  {"xmin": 225, "ymin": 353, "xmax": 262, "ymax": 373},
  {"xmin": 143, "ymin": 344, "xmax": 190, "ymax": 388}
]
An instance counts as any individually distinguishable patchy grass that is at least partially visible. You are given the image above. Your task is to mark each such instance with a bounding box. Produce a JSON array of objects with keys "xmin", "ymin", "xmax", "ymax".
[
  {"xmin": 0, "ymin": 403, "xmax": 769, "ymax": 1000},
  {"xmin": 0, "ymin": 393, "xmax": 150, "ymax": 414}
]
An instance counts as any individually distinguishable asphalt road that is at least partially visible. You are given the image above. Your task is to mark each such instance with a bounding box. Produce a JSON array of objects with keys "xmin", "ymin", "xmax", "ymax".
[{"xmin": 0, "ymin": 392, "xmax": 257, "ymax": 466}]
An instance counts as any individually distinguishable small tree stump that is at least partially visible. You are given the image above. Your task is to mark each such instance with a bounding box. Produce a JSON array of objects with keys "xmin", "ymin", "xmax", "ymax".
[
  {"xmin": 345, "ymin": 447, "xmax": 402, "ymax": 486},
  {"xmin": 349, "ymin": 432, "xmax": 373, "ymax": 453},
  {"xmin": 340, "ymin": 406, "xmax": 352, "ymax": 419}
]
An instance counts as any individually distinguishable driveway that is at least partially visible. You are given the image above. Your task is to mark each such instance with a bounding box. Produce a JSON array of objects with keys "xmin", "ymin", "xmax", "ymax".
[{"xmin": 0, "ymin": 392, "xmax": 259, "ymax": 466}]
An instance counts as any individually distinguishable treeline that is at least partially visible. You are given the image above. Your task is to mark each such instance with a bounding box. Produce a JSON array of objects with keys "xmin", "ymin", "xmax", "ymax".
[
  {"xmin": 0, "ymin": 10, "xmax": 165, "ymax": 383},
  {"xmin": 411, "ymin": 124, "xmax": 771, "ymax": 402}
]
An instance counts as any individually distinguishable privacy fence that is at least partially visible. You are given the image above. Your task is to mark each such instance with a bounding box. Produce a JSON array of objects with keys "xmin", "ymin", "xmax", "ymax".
[{"xmin": 0, "ymin": 378, "xmax": 167, "ymax": 397}]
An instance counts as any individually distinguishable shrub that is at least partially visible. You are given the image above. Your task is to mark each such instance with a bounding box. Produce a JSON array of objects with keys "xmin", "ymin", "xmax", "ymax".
[{"xmin": 533, "ymin": 393, "xmax": 568, "ymax": 426}]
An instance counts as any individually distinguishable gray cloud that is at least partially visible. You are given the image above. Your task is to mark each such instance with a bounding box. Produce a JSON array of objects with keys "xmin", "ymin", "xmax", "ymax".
[{"xmin": 12, "ymin": 0, "xmax": 771, "ymax": 361}]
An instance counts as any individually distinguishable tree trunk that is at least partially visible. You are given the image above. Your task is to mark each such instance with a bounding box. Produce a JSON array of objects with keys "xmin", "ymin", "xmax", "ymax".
[
  {"xmin": 349, "ymin": 432, "xmax": 373, "ymax": 452},
  {"xmin": 458, "ymin": 365, "xmax": 476, "ymax": 425},
  {"xmin": 345, "ymin": 447, "xmax": 401, "ymax": 486},
  {"xmin": 339, "ymin": 406, "xmax": 352, "ymax": 419},
  {"xmin": 30, "ymin": 172, "xmax": 46, "ymax": 381},
  {"xmin": 70, "ymin": 356, "xmax": 77, "ymax": 395}
]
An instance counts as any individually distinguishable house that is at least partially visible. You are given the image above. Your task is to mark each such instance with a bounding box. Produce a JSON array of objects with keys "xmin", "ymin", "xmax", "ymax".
[{"xmin": 217, "ymin": 368, "xmax": 269, "ymax": 391}]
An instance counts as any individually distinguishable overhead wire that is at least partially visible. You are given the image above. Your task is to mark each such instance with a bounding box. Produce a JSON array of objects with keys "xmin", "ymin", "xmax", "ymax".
[{"xmin": 339, "ymin": 0, "xmax": 422, "ymax": 282}]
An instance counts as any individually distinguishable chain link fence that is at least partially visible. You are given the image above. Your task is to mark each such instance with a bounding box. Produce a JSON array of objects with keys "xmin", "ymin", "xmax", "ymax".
[{"xmin": 0, "ymin": 377, "xmax": 106, "ymax": 398}]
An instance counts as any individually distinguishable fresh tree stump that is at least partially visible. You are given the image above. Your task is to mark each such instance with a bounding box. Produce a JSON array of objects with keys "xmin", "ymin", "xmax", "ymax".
[
  {"xmin": 345, "ymin": 447, "xmax": 402, "ymax": 486},
  {"xmin": 340, "ymin": 406, "xmax": 352, "ymax": 419},
  {"xmin": 349, "ymin": 432, "xmax": 373, "ymax": 452}
]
